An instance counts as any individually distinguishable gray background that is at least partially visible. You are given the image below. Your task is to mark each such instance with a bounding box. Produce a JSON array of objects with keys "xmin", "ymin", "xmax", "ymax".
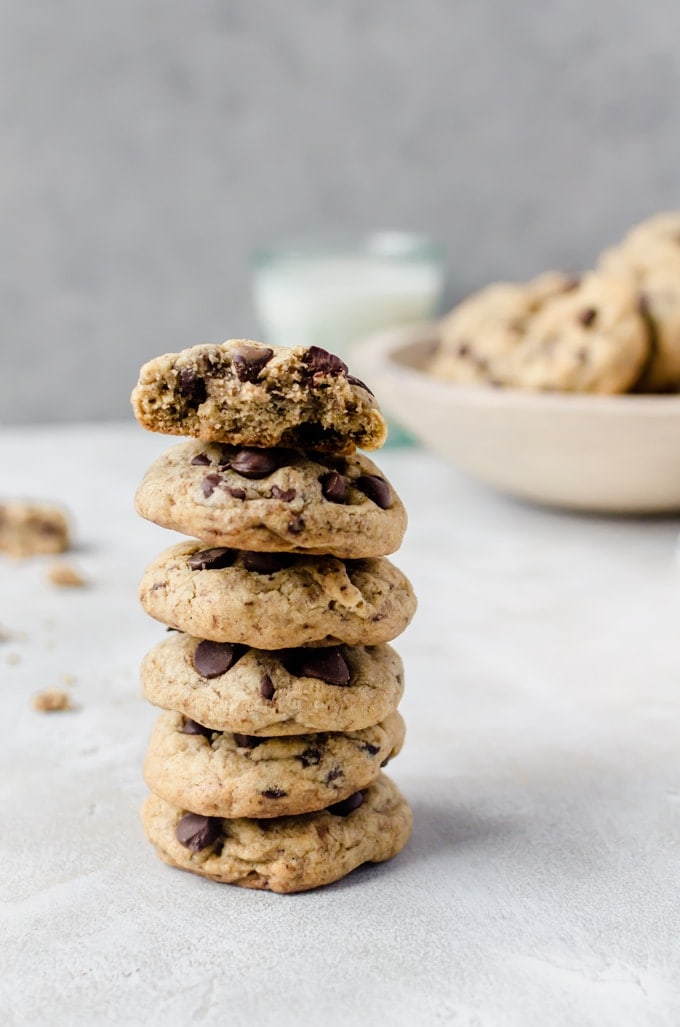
[{"xmin": 1, "ymin": 0, "xmax": 679, "ymax": 424}]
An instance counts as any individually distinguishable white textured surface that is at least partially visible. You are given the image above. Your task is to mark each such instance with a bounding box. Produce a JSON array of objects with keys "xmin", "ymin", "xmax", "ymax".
[{"xmin": 2, "ymin": 423, "xmax": 680, "ymax": 1026}]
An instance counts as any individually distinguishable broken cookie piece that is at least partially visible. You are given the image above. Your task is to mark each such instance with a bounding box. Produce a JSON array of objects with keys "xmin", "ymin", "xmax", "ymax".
[
  {"xmin": 46, "ymin": 561, "xmax": 87, "ymax": 587},
  {"xmin": 131, "ymin": 339, "xmax": 387, "ymax": 454},
  {"xmin": 32, "ymin": 689, "xmax": 74, "ymax": 712},
  {"xmin": 0, "ymin": 501, "xmax": 71, "ymax": 558}
]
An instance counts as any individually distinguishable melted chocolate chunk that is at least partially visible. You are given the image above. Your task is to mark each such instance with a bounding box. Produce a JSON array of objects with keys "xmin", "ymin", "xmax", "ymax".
[
  {"xmin": 362, "ymin": 741, "xmax": 380, "ymax": 756},
  {"xmin": 356, "ymin": 474, "xmax": 391, "ymax": 509},
  {"xmin": 232, "ymin": 344, "xmax": 274, "ymax": 383},
  {"xmin": 181, "ymin": 717, "xmax": 213, "ymax": 737},
  {"xmin": 283, "ymin": 647, "xmax": 351, "ymax": 686},
  {"xmin": 578, "ymin": 307, "xmax": 597, "ymax": 327},
  {"xmin": 346, "ymin": 374, "xmax": 374, "ymax": 396},
  {"xmin": 270, "ymin": 485, "xmax": 296, "ymax": 502},
  {"xmin": 298, "ymin": 746, "xmax": 322, "ymax": 767},
  {"xmin": 260, "ymin": 674, "xmax": 275, "ymax": 700},
  {"xmin": 190, "ymin": 452, "xmax": 211, "ymax": 466},
  {"xmin": 201, "ymin": 473, "xmax": 222, "ymax": 498},
  {"xmin": 303, "ymin": 346, "xmax": 348, "ymax": 378},
  {"xmin": 233, "ymin": 733, "xmax": 263, "ymax": 749},
  {"xmin": 188, "ymin": 547, "xmax": 236, "ymax": 571},
  {"xmin": 287, "ymin": 516, "xmax": 305, "ymax": 535},
  {"xmin": 193, "ymin": 640, "xmax": 245, "ymax": 678},
  {"xmin": 327, "ymin": 791, "xmax": 364, "ymax": 817},
  {"xmin": 262, "ymin": 788, "xmax": 287, "ymax": 799},
  {"xmin": 229, "ymin": 448, "xmax": 283, "ymax": 479},
  {"xmin": 175, "ymin": 812, "xmax": 220, "ymax": 851},
  {"xmin": 224, "ymin": 486, "xmax": 246, "ymax": 500},
  {"xmin": 243, "ymin": 551, "xmax": 292, "ymax": 574},
  {"xmin": 177, "ymin": 367, "xmax": 207, "ymax": 407},
  {"xmin": 320, "ymin": 470, "xmax": 348, "ymax": 504}
]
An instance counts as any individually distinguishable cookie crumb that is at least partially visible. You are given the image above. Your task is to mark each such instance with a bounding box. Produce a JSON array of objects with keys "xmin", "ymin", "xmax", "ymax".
[
  {"xmin": 46, "ymin": 561, "xmax": 87, "ymax": 588},
  {"xmin": 32, "ymin": 689, "xmax": 73, "ymax": 712},
  {"xmin": 62, "ymin": 673, "xmax": 77, "ymax": 686}
]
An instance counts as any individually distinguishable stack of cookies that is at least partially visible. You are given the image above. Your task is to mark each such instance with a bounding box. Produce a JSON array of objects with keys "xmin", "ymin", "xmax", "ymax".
[{"xmin": 131, "ymin": 340, "xmax": 416, "ymax": 893}]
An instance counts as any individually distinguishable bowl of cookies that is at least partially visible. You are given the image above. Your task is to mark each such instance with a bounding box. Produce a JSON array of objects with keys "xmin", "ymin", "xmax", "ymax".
[{"xmin": 355, "ymin": 213, "xmax": 680, "ymax": 513}]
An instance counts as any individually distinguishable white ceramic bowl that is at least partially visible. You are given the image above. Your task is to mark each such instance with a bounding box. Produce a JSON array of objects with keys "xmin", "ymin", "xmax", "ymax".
[{"xmin": 353, "ymin": 323, "xmax": 680, "ymax": 513}]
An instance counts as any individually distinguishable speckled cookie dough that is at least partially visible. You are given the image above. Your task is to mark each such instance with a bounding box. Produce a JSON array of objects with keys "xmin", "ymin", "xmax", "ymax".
[
  {"xmin": 131, "ymin": 339, "xmax": 387, "ymax": 455},
  {"xmin": 139, "ymin": 539, "xmax": 416, "ymax": 648},
  {"xmin": 144, "ymin": 709, "xmax": 405, "ymax": 818},
  {"xmin": 134, "ymin": 441, "xmax": 407, "ymax": 559},
  {"xmin": 141, "ymin": 632, "xmax": 404, "ymax": 735},
  {"xmin": 141, "ymin": 773, "xmax": 412, "ymax": 892}
]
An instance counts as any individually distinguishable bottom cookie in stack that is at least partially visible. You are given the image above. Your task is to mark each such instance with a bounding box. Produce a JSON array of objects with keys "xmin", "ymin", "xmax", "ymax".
[
  {"xmin": 141, "ymin": 774, "xmax": 412, "ymax": 894},
  {"xmin": 139, "ymin": 630, "xmax": 411, "ymax": 891}
]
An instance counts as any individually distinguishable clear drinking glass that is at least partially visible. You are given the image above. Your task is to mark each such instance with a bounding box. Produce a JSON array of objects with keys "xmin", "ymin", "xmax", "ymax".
[{"xmin": 250, "ymin": 232, "xmax": 445, "ymax": 445}]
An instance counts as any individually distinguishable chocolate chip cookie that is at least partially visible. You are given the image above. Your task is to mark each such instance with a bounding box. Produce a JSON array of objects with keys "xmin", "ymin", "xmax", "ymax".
[
  {"xmin": 141, "ymin": 632, "xmax": 404, "ymax": 735},
  {"xmin": 139, "ymin": 540, "xmax": 416, "ymax": 648},
  {"xmin": 131, "ymin": 340, "xmax": 387, "ymax": 455},
  {"xmin": 431, "ymin": 271, "xmax": 578, "ymax": 385},
  {"xmin": 433, "ymin": 272, "xmax": 649, "ymax": 393},
  {"xmin": 134, "ymin": 441, "xmax": 407, "ymax": 558},
  {"xmin": 144, "ymin": 709, "xmax": 405, "ymax": 818},
  {"xmin": 141, "ymin": 773, "xmax": 412, "ymax": 892}
]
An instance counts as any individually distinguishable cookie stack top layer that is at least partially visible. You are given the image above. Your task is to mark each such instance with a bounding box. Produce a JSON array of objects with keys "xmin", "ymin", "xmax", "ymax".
[{"xmin": 131, "ymin": 339, "xmax": 387, "ymax": 454}]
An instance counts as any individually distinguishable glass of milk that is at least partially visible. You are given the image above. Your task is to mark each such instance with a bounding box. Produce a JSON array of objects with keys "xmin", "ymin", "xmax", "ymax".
[{"xmin": 251, "ymin": 232, "xmax": 444, "ymax": 445}]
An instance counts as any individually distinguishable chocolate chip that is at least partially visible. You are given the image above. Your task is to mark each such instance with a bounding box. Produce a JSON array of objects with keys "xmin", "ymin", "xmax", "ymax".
[
  {"xmin": 320, "ymin": 470, "xmax": 348, "ymax": 504},
  {"xmin": 181, "ymin": 717, "xmax": 213, "ymax": 737},
  {"xmin": 325, "ymin": 766, "xmax": 343, "ymax": 784},
  {"xmin": 201, "ymin": 473, "xmax": 222, "ymax": 497},
  {"xmin": 362, "ymin": 741, "xmax": 380, "ymax": 756},
  {"xmin": 298, "ymin": 746, "xmax": 322, "ymax": 767},
  {"xmin": 193, "ymin": 640, "xmax": 245, "ymax": 678},
  {"xmin": 283, "ymin": 647, "xmax": 351, "ymax": 686},
  {"xmin": 243, "ymin": 552, "xmax": 292, "ymax": 574},
  {"xmin": 229, "ymin": 448, "xmax": 283, "ymax": 479},
  {"xmin": 260, "ymin": 674, "xmax": 275, "ymax": 700},
  {"xmin": 190, "ymin": 452, "xmax": 211, "ymax": 466},
  {"xmin": 270, "ymin": 485, "xmax": 296, "ymax": 502},
  {"xmin": 232, "ymin": 344, "xmax": 274, "ymax": 383},
  {"xmin": 224, "ymin": 486, "xmax": 246, "ymax": 500},
  {"xmin": 346, "ymin": 374, "xmax": 374, "ymax": 396},
  {"xmin": 188, "ymin": 547, "xmax": 236, "ymax": 571},
  {"xmin": 327, "ymin": 791, "xmax": 364, "ymax": 817},
  {"xmin": 356, "ymin": 474, "xmax": 391, "ymax": 509},
  {"xmin": 262, "ymin": 788, "xmax": 287, "ymax": 799},
  {"xmin": 233, "ymin": 733, "xmax": 263, "ymax": 748},
  {"xmin": 287, "ymin": 516, "xmax": 305, "ymax": 535},
  {"xmin": 175, "ymin": 812, "xmax": 220, "ymax": 851},
  {"xmin": 303, "ymin": 346, "xmax": 348, "ymax": 378},
  {"xmin": 177, "ymin": 367, "xmax": 207, "ymax": 407},
  {"xmin": 578, "ymin": 307, "xmax": 597, "ymax": 327}
]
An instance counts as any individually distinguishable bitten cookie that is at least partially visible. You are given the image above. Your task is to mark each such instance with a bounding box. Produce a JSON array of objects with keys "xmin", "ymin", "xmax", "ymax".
[
  {"xmin": 143, "ymin": 709, "xmax": 405, "ymax": 818},
  {"xmin": 141, "ymin": 632, "xmax": 404, "ymax": 735},
  {"xmin": 141, "ymin": 773, "xmax": 412, "ymax": 892},
  {"xmin": 431, "ymin": 271, "xmax": 577, "ymax": 385},
  {"xmin": 139, "ymin": 539, "xmax": 416, "ymax": 648},
  {"xmin": 131, "ymin": 340, "xmax": 387, "ymax": 455},
  {"xmin": 134, "ymin": 441, "xmax": 407, "ymax": 559}
]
